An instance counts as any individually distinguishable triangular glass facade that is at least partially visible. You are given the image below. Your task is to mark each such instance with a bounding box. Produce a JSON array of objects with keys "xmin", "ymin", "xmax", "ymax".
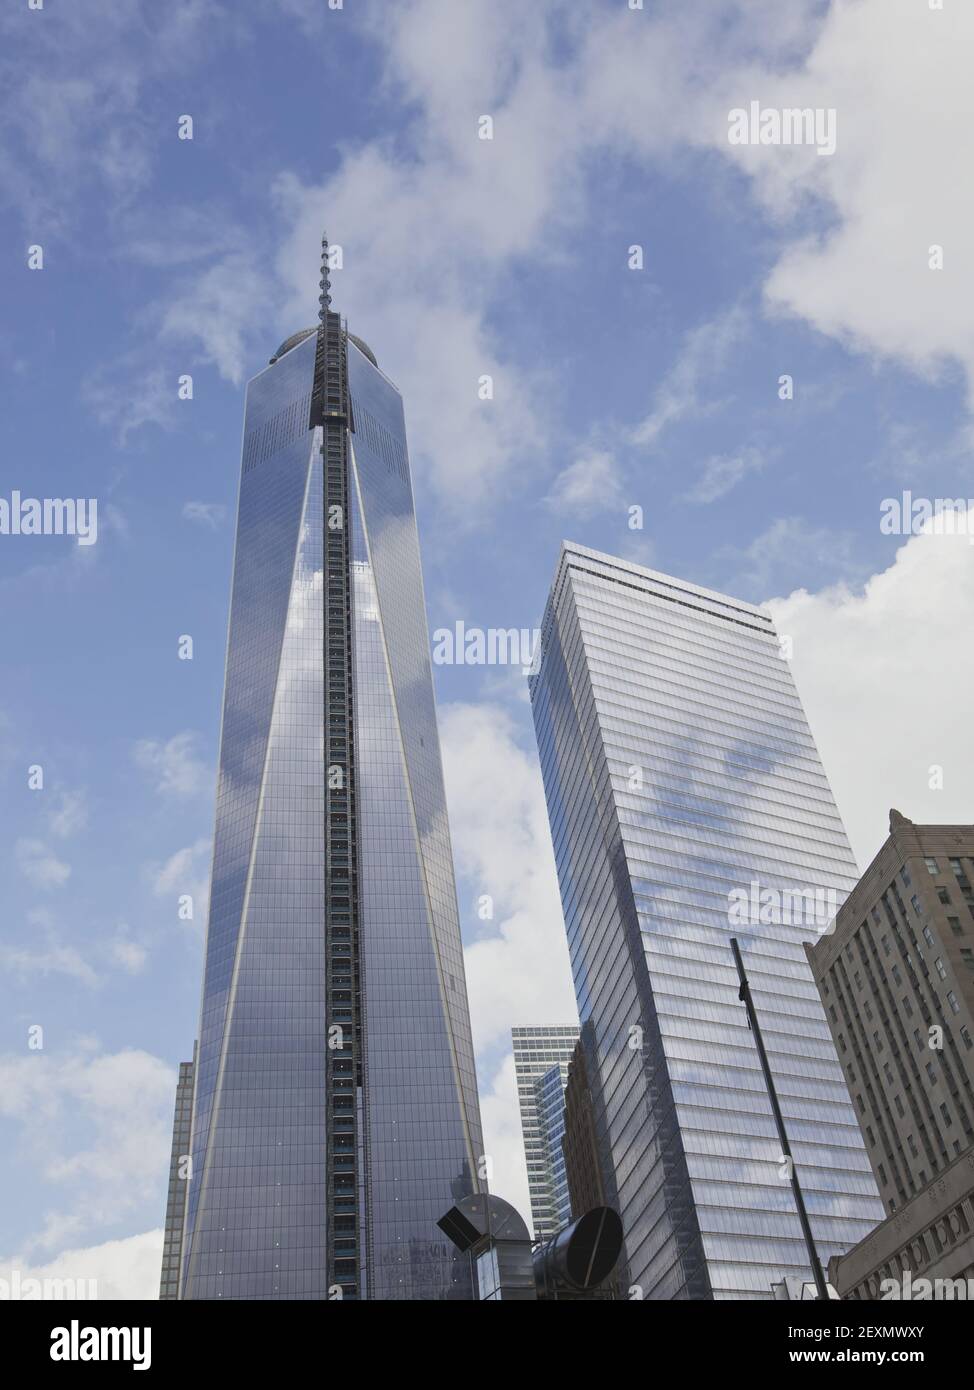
[{"xmin": 172, "ymin": 325, "xmax": 483, "ymax": 1301}]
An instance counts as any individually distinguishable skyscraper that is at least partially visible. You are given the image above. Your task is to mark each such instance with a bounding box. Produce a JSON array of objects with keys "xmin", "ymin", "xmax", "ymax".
[
  {"xmin": 804, "ymin": 811, "xmax": 974, "ymax": 1297},
  {"xmin": 562, "ymin": 1031, "xmax": 605, "ymax": 1219},
  {"xmin": 529, "ymin": 541, "xmax": 884, "ymax": 1299},
  {"xmin": 511, "ymin": 1026, "xmax": 579, "ymax": 1240},
  {"xmin": 807, "ymin": 811, "xmax": 974, "ymax": 1208},
  {"xmin": 159, "ymin": 1049, "xmax": 195, "ymax": 1301},
  {"xmin": 162, "ymin": 237, "xmax": 483, "ymax": 1301}
]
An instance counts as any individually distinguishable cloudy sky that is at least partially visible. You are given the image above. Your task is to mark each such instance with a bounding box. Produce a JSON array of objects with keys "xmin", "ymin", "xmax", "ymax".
[{"xmin": 1, "ymin": 0, "xmax": 972, "ymax": 1298}]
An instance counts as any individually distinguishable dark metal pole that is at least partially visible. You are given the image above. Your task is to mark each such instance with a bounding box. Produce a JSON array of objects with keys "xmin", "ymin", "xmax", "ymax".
[{"xmin": 729, "ymin": 937, "xmax": 830, "ymax": 1301}]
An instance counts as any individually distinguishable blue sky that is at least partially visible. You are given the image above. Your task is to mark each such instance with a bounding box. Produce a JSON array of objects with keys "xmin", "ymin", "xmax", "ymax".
[{"xmin": 1, "ymin": 0, "xmax": 973, "ymax": 1296}]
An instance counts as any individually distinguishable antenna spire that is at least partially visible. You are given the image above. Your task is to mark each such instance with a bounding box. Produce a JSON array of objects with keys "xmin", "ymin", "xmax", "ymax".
[{"xmin": 318, "ymin": 231, "xmax": 332, "ymax": 321}]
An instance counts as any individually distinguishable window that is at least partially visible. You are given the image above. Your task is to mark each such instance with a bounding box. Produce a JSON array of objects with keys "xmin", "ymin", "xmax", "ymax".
[
  {"xmin": 873, "ymin": 1030, "xmax": 885, "ymax": 1052},
  {"xmin": 911, "ymin": 895, "xmax": 921, "ymax": 916},
  {"xmin": 925, "ymin": 857, "xmax": 940, "ymax": 875},
  {"xmin": 854, "ymin": 970, "xmax": 863, "ymax": 990},
  {"xmin": 901, "ymin": 867, "xmax": 912, "ymax": 888},
  {"xmin": 940, "ymin": 1103, "xmax": 953, "ymax": 1128},
  {"xmin": 892, "ymin": 965, "xmax": 903, "ymax": 985},
  {"xmin": 923, "ymin": 926, "xmax": 935, "ymax": 949},
  {"xmin": 907, "ymin": 1134, "xmax": 918, "ymax": 1157},
  {"xmin": 881, "ymin": 933, "xmax": 890, "ymax": 955},
  {"xmin": 947, "ymin": 991, "xmax": 960, "ymax": 1015},
  {"xmin": 960, "ymin": 1025, "xmax": 973, "ymax": 1051},
  {"xmin": 949, "ymin": 917, "xmax": 964, "ymax": 937},
  {"xmin": 878, "ymin": 1163, "xmax": 888, "ymax": 1186},
  {"xmin": 935, "ymin": 956, "xmax": 947, "ymax": 980},
  {"xmin": 950, "ymin": 862, "xmax": 972, "ymax": 890},
  {"xmin": 866, "ymin": 1125, "xmax": 875, "ymax": 1146},
  {"xmin": 925, "ymin": 1061, "xmax": 937, "ymax": 1086},
  {"xmin": 960, "ymin": 948, "xmax": 974, "ymax": 971},
  {"xmin": 894, "ymin": 1094, "xmax": 905, "ymax": 1118},
  {"xmin": 864, "ymin": 1000, "xmax": 874, "ymax": 1021},
  {"xmin": 914, "ymin": 1028, "xmax": 923, "ymax": 1048},
  {"xmin": 883, "ymin": 1061, "xmax": 894, "ymax": 1085},
  {"xmin": 938, "ymin": 887, "xmax": 951, "ymax": 905}
]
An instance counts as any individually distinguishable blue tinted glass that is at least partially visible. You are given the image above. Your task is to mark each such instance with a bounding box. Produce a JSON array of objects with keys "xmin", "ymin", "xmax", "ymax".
[
  {"xmin": 178, "ymin": 333, "xmax": 482, "ymax": 1300},
  {"xmin": 530, "ymin": 544, "xmax": 884, "ymax": 1300}
]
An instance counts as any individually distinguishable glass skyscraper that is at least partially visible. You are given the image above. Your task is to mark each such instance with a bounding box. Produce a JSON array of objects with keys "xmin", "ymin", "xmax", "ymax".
[
  {"xmin": 161, "ymin": 238, "xmax": 483, "ymax": 1301},
  {"xmin": 511, "ymin": 1026, "xmax": 579, "ymax": 1240},
  {"xmin": 529, "ymin": 542, "xmax": 884, "ymax": 1299}
]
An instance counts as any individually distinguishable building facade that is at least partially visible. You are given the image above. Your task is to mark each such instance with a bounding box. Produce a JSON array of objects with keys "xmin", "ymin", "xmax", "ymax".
[
  {"xmin": 805, "ymin": 812, "xmax": 974, "ymax": 1219},
  {"xmin": 562, "ymin": 1031, "xmax": 606, "ymax": 1220},
  {"xmin": 159, "ymin": 1051, "xmax": 195, "ymax": 1301},
  {"xmin": 828, "ymin": 1145, "xmax": 974, "ymax": 1300},
  {"xmin": 512, "ymin": 1026, "xmax": 580, "ymax": 1240},
  {"xmin": 528, "ymin": 542, "xmax": 884, "ymax": 1299},
  {"xmin": 163, "ymin": 239, "xmax": 483, "ymax": 1301}
]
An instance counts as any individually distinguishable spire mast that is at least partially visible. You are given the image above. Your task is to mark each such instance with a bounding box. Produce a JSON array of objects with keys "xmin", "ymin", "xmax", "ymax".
[{"xmin": 318, "ymin": 231, "xmax": 332, "ymax": 321}]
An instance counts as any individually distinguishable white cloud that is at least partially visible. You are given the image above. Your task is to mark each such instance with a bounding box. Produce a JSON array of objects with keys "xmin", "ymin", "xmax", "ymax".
[
  {"xmin": 0, "ymin": 1229, "xmax": 163, "ymax": 1302},
  {"xmin": 681, "ymin": 446, "xmax": 767, "ymax": 505},
  {"xmin": 182, "ymin": 501, "xmax": 228, "ymax": 529},
  {"xmin": 68, "ymin": 2, "xmax": 840, "ymax": 492},
  {"xmin": 545, "ymin": 450, "xmax": 626, "ymax": 517},
  {"xmin": 630, "ymin": 307, "xmax": 747, "ymax": 449},
  {"xmin": 440, "ymin": 702, "xmax": 577, "ymax": 1052},
  {"xmin": 0, "ymin": 1047, "xmax": 175, "ymax": 1255},
  {"xmin": 107, "ymin": 927, "xmax": 148, "ymax": 976},
  {"xmin": 0, "ymin": 1, "xmax": 235, "ymax": 230},
  {"xmin": 16, "ymin": 838, "xmax": 70, "ymax": 889},
  {"xmin": 272, "ymin": 183, "xmax": 546, "ymax": 516},
  {"xmin": 721, "ymin": 1, "xmax": 974, "ymax": 400},
  {"xmin": 150, "ymin": 837, "xmax": 211, "ymax": 927},
  {"xmin": 48, "ymin": 789, "xmax": 88, "ymax": 840},
  {"xmin": 479, "ymin": 1052, "xmax": 531, "ymax": 1228},
  {"xmin": 1, "ymin": 907, "xmax": 98, "ymax": 986},
  {"xmin": 0, "ymin": 503, "xmax": 127, "ymax": 596},
  {"xmin": 121, "ymin": 204, "xmax": 247, "ymax": 269},
  {"xmin": 436, "ymin": 688, "xmax": 571, "ymax": 1237},
  {"xmin": 266, "ymin": 2, "xmax": 744, "ymax": 513},
  {"xmin": 770, "ymin": 508, "xmax": 974, "ymax": 870},
  {"xmin": 39, "ymin": 2, "xmax": 968, "ymax": 488},
  {"xmin": 82, "ymin": 363, "xmax": 178, "ymax": 444},
  {"xmin": 160, "ymin": 250, "xmax": 276, "ymax": 386},
  {"xmin": 721, "ymin": 515, "xmax": 863, "ymax": 600},
  {"xmin": 134, "ymin": 733, "xmax": 209, "ymax": 799},
  {"xmin": 0, "ymin": 942, "xmax": 98, "ymax": 989}
]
